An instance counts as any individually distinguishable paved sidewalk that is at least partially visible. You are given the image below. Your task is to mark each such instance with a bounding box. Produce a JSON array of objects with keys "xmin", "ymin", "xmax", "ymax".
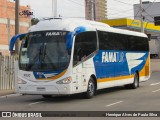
[
  {"xmin": 151, "ymin": 59, "xmax": 160, "ymax": 72},
  {"xmin": 0, "ymin": 90, "xmax": 14, "ymax": 96}
]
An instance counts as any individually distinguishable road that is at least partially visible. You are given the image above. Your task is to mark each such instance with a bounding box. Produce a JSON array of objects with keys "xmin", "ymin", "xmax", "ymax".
[
  {"xmin": 0, "ymin": 73, "xmax": 160, "ymax": 119},
  {"xmin": 0, "ymin": 59, "xmax": 160, "ymax": 119}
]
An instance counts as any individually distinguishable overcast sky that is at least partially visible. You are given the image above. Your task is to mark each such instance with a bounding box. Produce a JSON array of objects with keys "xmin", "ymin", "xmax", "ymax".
[{"xmin": 18, "ymin": 0, "xmax": 160, "ymax": 19}]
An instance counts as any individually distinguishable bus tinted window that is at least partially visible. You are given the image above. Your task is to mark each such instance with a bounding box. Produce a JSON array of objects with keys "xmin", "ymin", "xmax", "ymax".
[
  {"xmin": 129, "ymin": 36, "xmax": 149, "ymax": 51},
  {"xmin": 112, "ymin": 33, "xmax": 128, "ymax": 50},
  {"xmin": 98, "ymin": 31, "xmax": 128, "ymax": 50},
  {"xmin": 73, "ymin": 31, "xmax": 97, "ymax": 66},
  {"xmin": 98, "ymin": 31, "xmax": 149, "ymax": 52},
  {"xmin": 98, "ymin": 31, "xmax": 114, "ymax": 50}
]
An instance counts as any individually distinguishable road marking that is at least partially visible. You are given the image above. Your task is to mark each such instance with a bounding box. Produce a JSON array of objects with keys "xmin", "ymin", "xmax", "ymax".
[
  {"xmin": 152, "ymin": 89, "xmax": 160, "ymax": 93},
  {"xmin": 28, "ymin": 101, "xmax": 44, "ymax": 106},
  {"xmin": 106, "ymin": 101, "xmax": 123, "ymax": 107},
  {"xmin": 150, "ymin": 82, "xmax": 160, "ymax": 86}
]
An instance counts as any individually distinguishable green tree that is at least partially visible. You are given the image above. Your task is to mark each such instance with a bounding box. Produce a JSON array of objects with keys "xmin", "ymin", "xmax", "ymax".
[{"xmin": 31, "ymin": 18, "xmax": 39, "ymax": 26}]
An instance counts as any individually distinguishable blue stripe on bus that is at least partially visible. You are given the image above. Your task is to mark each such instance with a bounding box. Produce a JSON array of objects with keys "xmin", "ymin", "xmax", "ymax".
[
  {"xmin": 74, "ymin": 26, "xmax": 86, "ymax": 35},
  {"xmin": 93, "ymin": 50, "xmax": 149, "ymax": 79},
  {"xmin": 33, "ymin": 70, "xmax": 64, "ymax": 79}
]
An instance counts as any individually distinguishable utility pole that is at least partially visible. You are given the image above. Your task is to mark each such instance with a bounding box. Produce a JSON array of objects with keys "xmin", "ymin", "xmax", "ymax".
[
  {"xmin": 7, "ymin": 18, "xmax": 10, "ymax": 44},
  {"xmin": 14, "ymin": 0, "xmax": 20, "ymax": 93},
  {"xmin": 140, "ymin": 0, "xmax": 144, "ymax": 33},
  {"xmin": 52, "ymin": 0, "xmax": 57, "ymax": 17},
  {"xmin": 15, "ymin": 0, "xmax": 19, "ymax": 54}
]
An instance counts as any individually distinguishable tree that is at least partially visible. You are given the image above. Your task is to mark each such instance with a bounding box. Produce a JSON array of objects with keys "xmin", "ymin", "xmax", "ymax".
[{"xmin": 31, "ymin": 18, "xmax": 39, "ymax": 26}]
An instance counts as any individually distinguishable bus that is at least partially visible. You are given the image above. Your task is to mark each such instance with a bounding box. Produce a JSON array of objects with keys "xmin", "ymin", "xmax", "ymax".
[{"xmin": 9, "ymin": 18, "xmax": 150, "ymax": 98}]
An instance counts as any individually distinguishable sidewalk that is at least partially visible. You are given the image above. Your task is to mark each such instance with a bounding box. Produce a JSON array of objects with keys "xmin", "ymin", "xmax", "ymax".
[
  {"xmin": 151, "ymin": 59, "xmax": 160, "ymax": 72},
  {"xmin": 0, "ymin": 90, "xmax": 14, "ymax": 96}
]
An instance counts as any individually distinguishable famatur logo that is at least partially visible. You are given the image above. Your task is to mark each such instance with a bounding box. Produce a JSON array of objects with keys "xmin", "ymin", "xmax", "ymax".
[
  {"xmin": 46, "ymin": 32, "xmax": 60, "ymax": 36},
  {"xmin": 46, "ymin": 32, "xmax": 66, "ymax": 36},
  {"xmin": 102, "ymin": 52, "xmax": 124, "ymax": 63}
]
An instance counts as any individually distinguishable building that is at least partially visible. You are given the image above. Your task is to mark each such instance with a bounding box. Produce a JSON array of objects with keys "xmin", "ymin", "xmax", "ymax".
[
  {"xmin": 0, "ymin": 0, "xmax": 31, "ymax": 55},
  {"xmin": 101, "ymin": 18, "xmax": 160, "ymax": 34},
  {"xmin": 85, "ymin": 0, "xmax": 107, "ymax": 21},
  {"xmin": 134, "ymin": 1, "xmax": 160, "ymax": 58},
  {"xmin": 134, "ymin": 1, "xmax": 160, "ymax": 23},
  {"xmin": 101, "ymin": 18, "xmax": 160, "ymax": 58}
]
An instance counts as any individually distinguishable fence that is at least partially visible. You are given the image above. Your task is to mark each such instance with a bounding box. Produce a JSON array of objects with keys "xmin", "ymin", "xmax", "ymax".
[{"xmin": 0, "ymin": 55, "xmax": 15, "ymax": 93}]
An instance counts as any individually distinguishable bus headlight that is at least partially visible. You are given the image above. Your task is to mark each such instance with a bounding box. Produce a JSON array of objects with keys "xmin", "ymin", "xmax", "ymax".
[
  {"xmin": 18, "ymin": 78, "xmax": 27, "ymax": 84},
  {"xmin": 56, "ymin": 77, "xmax": 72, "ymax": 84}
]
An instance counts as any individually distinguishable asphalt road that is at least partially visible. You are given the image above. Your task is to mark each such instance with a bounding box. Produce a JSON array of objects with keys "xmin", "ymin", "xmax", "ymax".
[{"xmin": 0, "ymin": 71, "xmax": 160, "ymax": 119}]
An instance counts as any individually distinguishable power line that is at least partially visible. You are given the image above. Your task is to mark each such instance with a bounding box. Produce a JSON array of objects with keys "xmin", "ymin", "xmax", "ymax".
[
  {"xmin": 129, "ymin": 10, "xmax": 140, "ymax": 26},
  {"xmin": 112, "ymin": 0, "xmax": 134, "ymax": 6},
  {"xmin": 144, "ymin": 0, "xmax": 157, "ymax": 11},
  {"xmin": 66, "ymin": 0, "xmax": 84, "ymax": 7},
  {"xmin": 108, "ymin": 6, "xmax": 130, "ymax": 11},
  {"xmin": 109, "ymin": 13, "xmax": 160, "ymax": 19},
  {"xmin": 142, "ymin": 0, "xmax": 157, "ymax": 22},
  {"xmin": 109, "ymin": 0, "xmax": 159, "ymax": 22},
  {"xmin": 108, "ymin": 9, "xmax": 133, "ymax": 16}
]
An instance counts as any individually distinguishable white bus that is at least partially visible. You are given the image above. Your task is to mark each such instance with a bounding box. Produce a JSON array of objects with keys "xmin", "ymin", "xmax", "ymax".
[{"xmin": 10, "ymin": 18, "xmax": 150, "ymax": 98}]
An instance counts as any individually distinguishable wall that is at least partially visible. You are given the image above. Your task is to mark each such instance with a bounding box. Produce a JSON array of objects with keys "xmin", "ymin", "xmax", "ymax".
[{"xmin": 0, "ymin": 0, "xmax": 31, "ymax": 55}]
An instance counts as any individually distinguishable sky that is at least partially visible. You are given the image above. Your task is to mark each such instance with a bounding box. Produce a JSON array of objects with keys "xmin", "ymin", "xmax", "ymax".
[{"xmin": 15, "ymin": 0, "xmax": 160, "ymax": 19}]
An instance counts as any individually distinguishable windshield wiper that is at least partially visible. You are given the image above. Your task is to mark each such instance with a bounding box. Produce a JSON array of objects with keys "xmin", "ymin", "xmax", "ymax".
[{"xmin": 42, "ymin": 43, "xmax": 46, "ymax": 61}]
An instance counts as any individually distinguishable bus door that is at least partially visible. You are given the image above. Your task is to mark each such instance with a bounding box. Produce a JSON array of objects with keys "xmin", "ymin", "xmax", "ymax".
[
  {"xmin": 72, "ymin": 31, "xmax": 98, "ymax": 92},
  {"xmin": 72, "ymin": 60, "xmax": 82, "ymax": 92}
]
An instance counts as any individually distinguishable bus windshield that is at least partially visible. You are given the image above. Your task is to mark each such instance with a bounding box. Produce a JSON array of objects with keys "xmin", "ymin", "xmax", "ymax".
[{"xmin": 19, "ymin": 31, "xmax": 71, "ymax": 72}]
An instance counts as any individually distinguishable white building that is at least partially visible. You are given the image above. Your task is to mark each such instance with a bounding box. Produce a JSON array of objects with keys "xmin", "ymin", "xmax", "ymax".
[
  {"xmin": 134, "ymin": 1, "xmax": 160, "ymax": 58},
  {"xmin": 134, "ymin": 1, "xmax": 160, "ymax": 23}
]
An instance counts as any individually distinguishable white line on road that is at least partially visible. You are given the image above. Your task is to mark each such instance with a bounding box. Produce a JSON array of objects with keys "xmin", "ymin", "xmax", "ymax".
[
  {"xmin": 28, "ymin": 101, "xmax": 44, "ymax": 106},
  {"xmin": 106, "ymin": 101, "xmax": 123, "ymax": 107},
  {"xmin": 150, "ymin": 82, "xmax": 160, "ymax": 86},
  {"xmin": 152, "ymin": 89, "xmax": 160, "ymax": 93}
]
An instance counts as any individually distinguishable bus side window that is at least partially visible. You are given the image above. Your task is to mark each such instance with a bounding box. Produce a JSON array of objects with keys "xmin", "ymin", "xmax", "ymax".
[
  {"xmin": 98, "ymin": 31, "xmax": 114, "ymax": 50},
  {"xmin": 114, "ymin": 34, "xmax": 128, "ymax": 51},
  {"xmin": 73, "ymin": 31, "xmax": 97, "ymax": 66}
]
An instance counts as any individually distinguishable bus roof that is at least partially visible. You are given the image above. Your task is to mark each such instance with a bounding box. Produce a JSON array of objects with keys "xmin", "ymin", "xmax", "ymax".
[{"xmin": 29, "ymin": 18, "xmax": 147, "ymax": 38}]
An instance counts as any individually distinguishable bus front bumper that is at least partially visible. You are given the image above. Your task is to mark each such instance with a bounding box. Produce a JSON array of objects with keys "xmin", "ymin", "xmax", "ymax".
[{"xmin": 17, "ymin": 84, "xmax": 71, "ymax": 95}]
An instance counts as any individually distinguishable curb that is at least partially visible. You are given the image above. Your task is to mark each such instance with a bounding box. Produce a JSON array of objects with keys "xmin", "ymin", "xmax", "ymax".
[
  {"xmin": 0, "ymin": 90, "xmax": 14, "ymax": 96},
  {"xmin": 0, "ymin": 93, "xmax": 21, "ymax": 98},
  {"xmin": 0, "ymin": 90, "xmax": 20, "ymax": 98}
]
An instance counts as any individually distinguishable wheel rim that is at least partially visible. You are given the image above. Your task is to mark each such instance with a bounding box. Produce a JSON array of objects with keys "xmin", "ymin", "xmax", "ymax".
[{"xmin": 88, "ymin": 80, "xmax": 94, "ymax": 96}]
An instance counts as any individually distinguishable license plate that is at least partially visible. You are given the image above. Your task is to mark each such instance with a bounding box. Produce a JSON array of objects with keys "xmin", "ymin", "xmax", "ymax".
[{"xmin": 37, "ymin": 87, "xmax": 46, "ymax": 91}]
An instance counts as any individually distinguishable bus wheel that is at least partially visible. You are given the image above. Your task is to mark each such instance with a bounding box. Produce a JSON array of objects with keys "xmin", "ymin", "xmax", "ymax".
[
  {"xmin": 85, "ymin": 77, "xmax": 95, "ymax": 99},
  {"xmin": 130, "ymin": 72, "xmax": 139, "ymax": 89},
  {"xmin": 42, "ymin": 95, "xmax": 52, "ymax": 98}
]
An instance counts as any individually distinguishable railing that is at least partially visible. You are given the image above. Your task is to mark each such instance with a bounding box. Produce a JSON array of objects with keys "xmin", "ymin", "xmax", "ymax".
[{"xmin": 0, "ymin": 55, "xmax": 15, "ymax": 93}]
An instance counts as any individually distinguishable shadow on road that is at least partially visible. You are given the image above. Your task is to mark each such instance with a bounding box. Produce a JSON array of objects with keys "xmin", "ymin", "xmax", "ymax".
[{"xmin": 34, "ymin": 86, "xmax": 129, "ymax": 103}]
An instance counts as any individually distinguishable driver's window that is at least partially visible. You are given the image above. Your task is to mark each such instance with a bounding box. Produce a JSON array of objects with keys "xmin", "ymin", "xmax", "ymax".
[{"xmin": 73, "ymin": 31, "xmax": 97, "ymax": 66}]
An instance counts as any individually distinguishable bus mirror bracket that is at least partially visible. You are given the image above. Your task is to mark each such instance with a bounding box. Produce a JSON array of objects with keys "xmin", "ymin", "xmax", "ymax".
[{"xmin": 9, "ymin": 33, "xmax": 26, "ymax": 53}]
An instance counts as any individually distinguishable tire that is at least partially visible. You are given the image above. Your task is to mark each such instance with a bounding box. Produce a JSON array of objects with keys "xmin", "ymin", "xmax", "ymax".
[
  {"xmin": 84, "ymin": 77, "xmax": 96, "ymax": 99},
  {"xmin": 130, "ymin": 72, "xmax": 139, "ymax": 89},
  {"xmin": 42, "ymin": 95, "xmax": 52, "ymax": 98},
  {"xmin": 125, "ymin": 72, "xmax": 139, "ymax": 89}
]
